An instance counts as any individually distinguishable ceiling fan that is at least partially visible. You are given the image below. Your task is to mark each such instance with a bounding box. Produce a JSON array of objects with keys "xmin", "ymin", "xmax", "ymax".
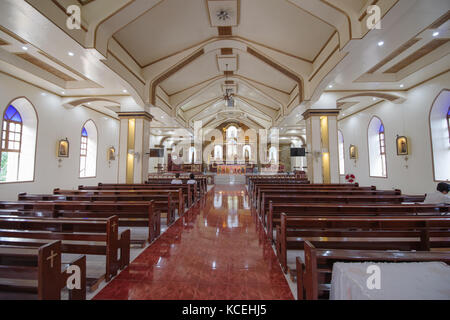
[{"xmin": 217, "ymin": 10, "xmax": 231, "ymax": 21}]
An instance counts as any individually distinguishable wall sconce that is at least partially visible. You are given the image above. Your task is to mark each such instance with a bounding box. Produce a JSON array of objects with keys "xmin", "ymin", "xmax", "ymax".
[
  {"xmin": 107, "ymin": 147, "xmax": 116, "ymax": 161},
  {"xmin": 349, "ymin": 145, "xmax": 358, "ymax": 159},
  {"xmin": 107, "ymin": 147, "xmax": 116, "ymax": 168},
  {"xmin": 396, "ymin": 135, "xmax": 409, "ymax": 169},
  {"xmin": 56, "ymin": 138, "xmax": 69, "ymax": 168},
  {"xmin": 57, "ymin": 138, "xmax": 69, "ymax": 158},
  {"xmin": 396, "ymin": 135, "xmax": 409, "ymax": 155},
  {"xmin": 349, "ymin": 145, "xmax": 358, "ymax": 165}
]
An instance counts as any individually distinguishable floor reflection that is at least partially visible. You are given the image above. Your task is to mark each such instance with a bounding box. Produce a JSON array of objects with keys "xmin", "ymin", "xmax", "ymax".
[{"xmin": 94, "ymin": 185, "xmax": 293, "ymax": 300}]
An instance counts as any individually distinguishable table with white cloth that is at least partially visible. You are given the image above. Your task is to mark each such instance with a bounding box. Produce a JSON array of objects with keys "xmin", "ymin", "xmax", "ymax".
[{"xmin": 330, "ymin": 262, "xmax": 450, "ymax": 300}]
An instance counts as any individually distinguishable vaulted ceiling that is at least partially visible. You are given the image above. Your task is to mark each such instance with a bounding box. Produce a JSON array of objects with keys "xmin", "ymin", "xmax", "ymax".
[{"xmin": 0, "ymin": 0, "xmax": 448, "ymax": 134}]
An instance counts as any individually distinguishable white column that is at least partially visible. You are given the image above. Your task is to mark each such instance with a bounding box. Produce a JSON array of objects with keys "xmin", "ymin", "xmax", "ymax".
[
  {"xmin": 303, "ymin": 109, "xmax": 340, "ymax": 184},
  {"xmin": 117, "ymin": 112, "xmax": 153, "ymax": 184}
]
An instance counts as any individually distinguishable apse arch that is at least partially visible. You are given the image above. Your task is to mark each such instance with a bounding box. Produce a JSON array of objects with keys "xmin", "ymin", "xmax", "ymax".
[
  {"xmin": 0, "ymin": 97, "xmax": 38, "ymax": 183},
  {"xmin": 429, "ymin": 89, "xmax": 450, "ymax": 181},
  {"xmin": 79, "ymin": 119, "xmax": 98, "ymax": 178},
  {"xmin": 367, "ymin": 116, "xmax": 387, "ymax": 178}
]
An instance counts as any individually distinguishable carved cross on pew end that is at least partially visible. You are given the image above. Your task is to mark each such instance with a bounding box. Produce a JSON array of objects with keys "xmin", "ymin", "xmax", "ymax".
[{"xmin": 46, "ymin": 250, "xmax": 58, "ymax": 268}]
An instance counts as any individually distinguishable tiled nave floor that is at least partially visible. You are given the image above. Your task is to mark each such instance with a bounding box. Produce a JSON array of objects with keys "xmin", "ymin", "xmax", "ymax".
[{"xmin": 94, "ymin": 185, "xmax": 294, "ymax": 300}]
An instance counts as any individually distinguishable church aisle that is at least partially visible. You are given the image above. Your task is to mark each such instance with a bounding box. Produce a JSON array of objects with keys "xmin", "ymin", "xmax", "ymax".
[{"xmin": 94, "ymin": 185, "xmax": 294, "ymax": 300}]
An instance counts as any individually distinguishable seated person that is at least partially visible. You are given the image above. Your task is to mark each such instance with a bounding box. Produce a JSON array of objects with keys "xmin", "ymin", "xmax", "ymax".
[
  {"xmin": 187, "ymin": 173, "xmax": 196, "ymax": 185},
  {"xmin": 171, "ymin": 173, "xmax": 183, "ymax": 184},
  {"xmin": 423, "ymin": 182, "xmax": 450, "ymax": 205}
]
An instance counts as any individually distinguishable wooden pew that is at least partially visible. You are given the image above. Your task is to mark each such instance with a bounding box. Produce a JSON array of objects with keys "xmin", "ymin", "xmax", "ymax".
[
  {"xmin": 0, "ymin": 215, "xmax": 130, "ymax": 287},
  {"xmin": 147, "ymin": 176, "xmax": 208, "ymax": 196},
  {"xmin": 248, "ymin": 178, "xmax": 311, "ymax": 196},
  {"xmin": 0, "ymin": 239, "xmax": 86, "ymax": 300},
  {"xmin": 276, "ymin": 214, "xmax": 450, "ymax": 273},
  {"xmin": 0, "ymin": 200, "xmax": 159, "ymax": 245},
  {"xmin": 267, "ymin": 202, "xmax": 449, "ymax": 242},
  {"xmin": 80, "ymin": 184, "xmax": 195, "ymax": 209},
  {"xmin": 252, "ymin": 183, "xmax": 372, "ymax": 204},
  {"xmin": 251, "ymin": 183, "xmax": 368, "ymax": 203},
  {"xmin": 96, "ymin": 179, "xmax": 203, "ymax": 201},
  {"xmin": 258, "ymin": 189, "xmax": 404, "ymax": 219},
  {"xmin": 299, "ymin": 241, "xmax": 450, "ymax": 300},
  {"xmin": 263, "ymin": 195, "xmax": 410, "ymax": 228},
  {"xmin": 246, "ymin": 174, "xmax": 306, "ymax": 185},
  {"xmin": 19, "ymin": 192, "xmax": 177, "ymax": 225},
  {"xmin": 95, "ymin": 183, "xmax": 196, "ymax": 207}
]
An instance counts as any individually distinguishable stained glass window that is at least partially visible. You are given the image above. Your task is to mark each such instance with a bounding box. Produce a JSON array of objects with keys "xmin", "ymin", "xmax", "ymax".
[
  {"xmin": 80, "ymin": 127, "xmax": 88, "ymax": 176},
  {"xmin": 1, "ymin": 105, "xmax": 22, "ymax": 152},
  {"xmin": 379, "ymin": 124, "xmax": 386, "ymax": 177}
]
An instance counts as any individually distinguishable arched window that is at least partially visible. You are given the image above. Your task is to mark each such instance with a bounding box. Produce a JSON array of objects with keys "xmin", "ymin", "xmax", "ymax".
[
  {"xmin": 430, "ymin": 90, "xmax": 450, "ymax": 181},
  {"xmin": 1, "ymin": 106, "xmax": 22, "ymax": 182},
  {"xmin": 0, "ymin": 98, "xmax": 37, "ymax": 183},
  {"xmin": 79, "ymin": 120, "xmax": 97, "ymax": 178},
  {"xmin": 227, "ymin": 139, "xmax": 237, "ymax": 161},
  {"xmin": 379, "ymin": 124, "xmax": 386, "ymax": 177},
  {"xmin": 338, "ymin": 130, "xmax": 345, "ymax": 175},
  {"xmin": 214, "ymin": 144, "xmax": 223, "ymax": 161},
  {"xmin": 226, "ymin": 126, "xmax": 237, "ymax": 139},
  {"xmin": 368, "ymin": 117, "xmax": 387, "ymax": 178}
]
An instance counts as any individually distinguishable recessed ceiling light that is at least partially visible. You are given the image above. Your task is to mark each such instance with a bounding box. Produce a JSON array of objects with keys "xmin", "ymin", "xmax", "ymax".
[
  {"xmin": 41, "ymin": 92, "xmax": 47, "ymax": 96},
  {"xmin": 400, "ymin": 84, "xmax": 404, "ymax": 88},
  {"xmin": 87, "ymin": 102, "xmax": 91, "ymax": 105},
  {"xmin": 377, "ymin": 41, "xmax": 384, "ymax": 47},
  {"xmin": 433, "ymin": 31, "xmax": 439, "ymax": 37},
  {"xmin": 122, "ymin": 89, "xmax": 128, "ymax": 93},
  {"xmin": 68, "ymin": 52, "xmax": 74, "ymax": 56},
  {"xmin": 372, "ymin": 97, "xmax": 377, "ymax": 101},
  {"xmin": 22, "ymin": 46, "xmax": 28, "ymax": 51},
  {"xmin": 328, "ymin": 85, "xmax": 333, "ymax": 88}
]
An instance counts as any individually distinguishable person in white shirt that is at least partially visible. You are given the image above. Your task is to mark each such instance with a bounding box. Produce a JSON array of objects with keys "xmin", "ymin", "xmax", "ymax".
[
  {"xmin": 423, "ymin": 182, "xmax": 450, "ymax": 205},
  {"xmin": 186, "ymin": 173, "xmax": 196, "ymax": 185},
  {"xmin": 171, "ymin": 173, "xmax": 183, "ymax": 185}
]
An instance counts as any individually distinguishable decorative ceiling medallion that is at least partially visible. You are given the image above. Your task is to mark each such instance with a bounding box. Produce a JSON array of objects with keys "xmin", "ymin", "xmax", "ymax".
[{"xmin": 207, "ymin": 0, "xmax": 239, "ymax": 27}]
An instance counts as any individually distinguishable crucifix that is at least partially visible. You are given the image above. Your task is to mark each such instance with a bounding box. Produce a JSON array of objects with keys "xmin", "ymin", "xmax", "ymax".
[{"xmin": 46, "ymin": 250, "xmax": 58, "ymax": 268}]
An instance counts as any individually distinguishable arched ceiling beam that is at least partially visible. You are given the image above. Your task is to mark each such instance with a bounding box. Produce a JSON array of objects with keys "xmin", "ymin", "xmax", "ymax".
[
  {"xmin": 173, "ymin": 76, "xmax": 286, "ymax": 111},
  {"xmin": 234, "ymin": 96, "xmax": 278, "ymax": 120},
  {"xmin": 246, "ymin": 47, "xmax": 304, "ymax": 102},
  {"xmin": 62, "ymin": 97, "xmax": 120, "ymax": 108},
  {"xmin": 93, "ymin": 0, "xmax": 164, "ymax": 58},
  {"xmin": 286, "ymin": 0, "xmax": 350, "ymax": 49},
  {"xmin": 150, "ymin": 48, "xmax": 205, "ymax": 105},
  {"xmin": 204, "ymin": 116, "xmax": 265, "ymax": 130},
  {"xmin": 337, "ymin": 92, "xmax": 406, "ymax": 104}
]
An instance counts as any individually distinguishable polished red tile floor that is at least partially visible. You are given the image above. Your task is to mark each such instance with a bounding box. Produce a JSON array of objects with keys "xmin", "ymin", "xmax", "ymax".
[{"xmin": 93, "ymin": 185, "xmax": 294, "ymax": 300}]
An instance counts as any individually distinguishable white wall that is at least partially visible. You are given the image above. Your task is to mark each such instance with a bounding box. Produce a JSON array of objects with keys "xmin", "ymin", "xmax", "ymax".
[
  {"xmin": 338, "ymin": 72, "xmax": 450, "ymax": 194},
  {"xmin": 0, "ymin": 73, "xmax": 119, "ymax": 200}
]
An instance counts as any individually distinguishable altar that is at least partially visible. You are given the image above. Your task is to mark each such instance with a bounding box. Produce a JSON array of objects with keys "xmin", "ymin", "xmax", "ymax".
[{"xmin": 217, "ymin": 165, "xmax": 246, "ymax": 175}]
